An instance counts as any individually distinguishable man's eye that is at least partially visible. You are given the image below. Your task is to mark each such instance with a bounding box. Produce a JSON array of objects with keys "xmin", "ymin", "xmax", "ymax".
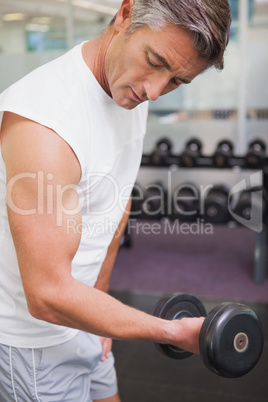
[
  {"xmin": 172, "ymin": 78, "xmax": 181, "ymax": 86},
  {"xmin": 147, "ymin": 55, "xmax": 162, "ymax": 68}
]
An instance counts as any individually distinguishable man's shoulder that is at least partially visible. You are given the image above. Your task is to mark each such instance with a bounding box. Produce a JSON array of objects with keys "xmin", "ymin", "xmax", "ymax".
[{"xmin": 1, "ymin": 112, "xmax": 81, "ymax": 184}]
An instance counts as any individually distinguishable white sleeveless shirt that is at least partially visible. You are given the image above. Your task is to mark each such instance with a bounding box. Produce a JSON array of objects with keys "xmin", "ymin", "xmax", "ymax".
[{"xmin": 0, "ymin": 42, "xmax": 148, "ymax": 348}]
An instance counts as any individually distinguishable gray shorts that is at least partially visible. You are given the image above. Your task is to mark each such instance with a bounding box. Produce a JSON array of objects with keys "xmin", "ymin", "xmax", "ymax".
[{"xmin": 0, "ymin": 331, "xmax": 118, "ymax": 401}]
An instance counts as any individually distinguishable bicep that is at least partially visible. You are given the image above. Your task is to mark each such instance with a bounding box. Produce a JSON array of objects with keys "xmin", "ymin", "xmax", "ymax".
[{"xmin": 7, "ymin": 186, "xmax": 81, "ymax": 293}]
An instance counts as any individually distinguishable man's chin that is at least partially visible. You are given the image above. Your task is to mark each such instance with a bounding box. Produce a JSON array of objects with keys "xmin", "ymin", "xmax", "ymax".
[{"xmin": 114, "ymin": 97, "xmax": 139, "ymax": 110}]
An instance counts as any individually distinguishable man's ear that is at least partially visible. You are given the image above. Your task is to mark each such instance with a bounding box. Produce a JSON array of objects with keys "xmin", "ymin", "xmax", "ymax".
[{"xmin": 114, "ymin": 0, "xmax": 134, "ymax": 32}]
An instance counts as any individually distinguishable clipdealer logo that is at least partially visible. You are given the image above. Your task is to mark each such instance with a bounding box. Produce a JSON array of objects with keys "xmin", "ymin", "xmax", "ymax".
[
  {"xmin": 228, "ymin": 171, "xmax": 263, "ymax": 233},
  {"xmin": 4, "ymin": 169, "xmax": 265, "ymax": 234}
]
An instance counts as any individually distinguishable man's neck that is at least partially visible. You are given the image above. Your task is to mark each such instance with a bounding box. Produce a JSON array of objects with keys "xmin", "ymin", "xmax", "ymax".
[{"xmin": 82, "ymin": 28, "xmax": 115, "ymax": 97}]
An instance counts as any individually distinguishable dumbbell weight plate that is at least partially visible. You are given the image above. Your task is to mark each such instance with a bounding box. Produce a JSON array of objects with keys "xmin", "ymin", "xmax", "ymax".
[
  {"xmin": 246, "ymin": 139, "xmax": 266, "ymax": 168},
  {"xmin": 131, "ymin": 183, "xmax": 143, "ymax": 215},
  {"xmin": 153, "ymin": 293, "xmax": 207, "ymax": 359},
  {"xmin": 172, "ymin": 183, "xmax": 199, "ymax": 221},
  {"xmin": 186, "ymin": 138, "xmax": 202, "ymax": 152},
  {"xmin": 214, "ymin": 140, "xmax": 233, "ymax": 167},
  {"xmin": 199, "ymin": 303, "xmax": 264, "ymax": 378},
  {"xmin": 152, "ymin": 138, "xmax": 173, "ymax": 165},
  {"xmin": 156, "ymin": 138, "xmax": 173, "ymax": 152},
  {"xmin": 141, "ymin": 183, "xmax": 167, "ymax": 219},
  {"xmin": 217, "ymin": 140, "xmax": 233, "ymax": 152},
  {"xmin": 180, "ymin": 138, "xmax": 202, "ymax": 167},
  {"xmin": 204, "ymin": 186, "xmax": 230, "ymax": 224}
]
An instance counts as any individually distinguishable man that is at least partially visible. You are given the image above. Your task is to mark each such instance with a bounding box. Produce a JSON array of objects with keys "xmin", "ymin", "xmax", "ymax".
[{"xmin": 0, "ymin": 0, "xmax": 231, "ymax": 400}]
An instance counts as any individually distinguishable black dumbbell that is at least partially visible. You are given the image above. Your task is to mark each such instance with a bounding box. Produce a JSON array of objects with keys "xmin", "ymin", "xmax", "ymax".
[
  {"xmin": 131, "ymin": 183, "xmax": 144, "ymax": 217},
  {"xmin": 180, "ymin": 138, "xmax": 202, "ymax": 167},
  {"xmin": 245, "ymin": 139, "xmax": 266, "ymax": 168},
  {"xmin": 231, "ymin": 187, "xmax": 264, "ymax": 222},
  {"xmin": 213, "ymin": 139, "xmax": 234, "ymax": 168},
  {"xmin": 171, "ymin": 183, "xmax": 199, "ymax": 221},
  {"xmin": 140, "ymin": 182, "xmax": 167, "ymax": 220},
  {"xmin": 203, "ymin": 185, "xmax": 230, "ymax": 224},
  {"xmin": 151, "ymin": 138, "xmax": 173, "ymax": 166},
  {"xmin": 153, "ymin": 293, "xmax": 264, "ymax": 378}
]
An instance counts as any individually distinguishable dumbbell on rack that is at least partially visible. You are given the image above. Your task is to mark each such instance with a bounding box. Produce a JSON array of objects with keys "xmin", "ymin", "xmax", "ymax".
[
  {"xmin": 203, "ymin": 185, "xmax": 230, "ymax": 224},
  {"xmin": 140, "ymin": 182, "xmax": 167, "ymax": 220},
  {"xmin": 151, "ymin": 138, "xmax": 174, "ymax": 166},
  {"xmin": 171, "ymin": 183, "xmax": 199, "ymax": 221},
  {"xmin": 230, "ymin": 187, "xmax": 264, "ymax": 222},
  {"xmin": 213, "ymin": 139, "xmax": 234, "ymax": 168},
  {"xmin": 131, "ymin": 183, "xmax": 144, "ymax": 217},
  {"xmin": 245, "ymin": 139, "xmax": 266, "ymax": 169},
  {"xmin": 180, "ymin": 138, "xmax": 203, "ymax": 167},
  {"xmin": 153, "ymin": 293, "xmax": 263, "ymax": 378}
]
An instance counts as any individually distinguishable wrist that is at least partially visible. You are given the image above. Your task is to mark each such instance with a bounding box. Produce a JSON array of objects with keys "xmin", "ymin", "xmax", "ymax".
[
  {"xmin": 158, "ymin": 317, "xmax": 204, "ymax": 355},
  {"xmin": 158, "ymin": 318, "xmax": 182, "ymax": 345}
]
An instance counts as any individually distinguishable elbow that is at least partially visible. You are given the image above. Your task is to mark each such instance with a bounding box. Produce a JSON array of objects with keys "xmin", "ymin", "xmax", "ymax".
[
  {"xmin": 24, "ymin": 275, "xmax": 75, "ymax": 325},
  {"xmin": 27, "ymin": 301, "xmax": 48, "ymax": 321},
  {"xmin": 26, "ymin": 291, "xmax": 59, "ymax": 324}
]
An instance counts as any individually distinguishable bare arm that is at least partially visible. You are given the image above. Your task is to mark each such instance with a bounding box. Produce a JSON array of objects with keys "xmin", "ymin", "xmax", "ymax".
[
  {"xmin": 0, "ymin": 112, "xmax": 203, "ymax": 353},
  {"xmin": 94, "ymin": 198, "xmax": 131, "ymax": 360},
  {"xmin": 94, "ymin": 198, "xmax": 131, "ymax": 293}
]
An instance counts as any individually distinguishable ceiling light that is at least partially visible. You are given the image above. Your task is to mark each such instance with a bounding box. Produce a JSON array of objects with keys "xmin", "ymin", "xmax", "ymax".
[
  {"xmin": 26, "ymin": 24, "xmax": 50, "ymax": 32},
  {"xmin": 73, "ymin": 0, "xmax": 118, "ymax": 15},
  {"xmin": 57, "ymin": 0, "xmax": 118, "ymax": 16},
  {"xmin": 2, "ymin": 13, "xmax": 25, "ymax": 22},
  {"xmin": 31, "ymin": 17, "xmax": 52, "ymax": 25}
]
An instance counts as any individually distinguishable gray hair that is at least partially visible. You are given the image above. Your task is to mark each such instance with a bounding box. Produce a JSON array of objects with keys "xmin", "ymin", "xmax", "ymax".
[{"xmin": 110, "ymin": 0, "xmax": 231, "ymax": 70}]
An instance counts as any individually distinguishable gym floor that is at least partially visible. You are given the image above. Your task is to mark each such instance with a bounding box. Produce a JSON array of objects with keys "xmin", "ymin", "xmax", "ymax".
[{"xmin": 110, "ymin": 290, "xmax": 268, "ymax": 402}]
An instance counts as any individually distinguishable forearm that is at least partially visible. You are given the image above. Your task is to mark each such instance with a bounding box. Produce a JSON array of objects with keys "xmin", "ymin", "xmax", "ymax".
[
  {"xmin": 94, "ymin": 244, "xmax": 120, "ymax": 293},
  {"xmin": 94, "ymin": 198, "xmax": 132, "ymax": 293},
  {"xmin": 34, "ymin": 276, "xmax": 171, "ymax": 344},
  {"xmin": 31, "ymin": 275, "xmax": 203, "ymax": 354}
]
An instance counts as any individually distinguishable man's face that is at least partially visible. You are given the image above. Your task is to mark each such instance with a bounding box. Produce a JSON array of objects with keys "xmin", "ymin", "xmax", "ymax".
[{"xmin": 103, "ymin": 22, "xmax": 209, "ymax": 110}]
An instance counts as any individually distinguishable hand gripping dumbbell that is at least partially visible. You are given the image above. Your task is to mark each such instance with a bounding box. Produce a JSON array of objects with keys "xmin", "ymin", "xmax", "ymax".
[{"xmin": 153, "ymin": 293, "xmax": 263, "ymax": 378}]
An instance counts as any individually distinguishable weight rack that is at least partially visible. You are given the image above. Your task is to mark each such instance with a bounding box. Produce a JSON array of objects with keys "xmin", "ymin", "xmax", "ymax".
[{"xmin": 124, "ymin": 141, "xmax": 268, "ymax": 284}]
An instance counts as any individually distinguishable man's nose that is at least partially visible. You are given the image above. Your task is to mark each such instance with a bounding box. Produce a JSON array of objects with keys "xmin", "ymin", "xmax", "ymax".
[{"xmin": 144, "ymin": 78, "xmax": 170, "ymax": 101}]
